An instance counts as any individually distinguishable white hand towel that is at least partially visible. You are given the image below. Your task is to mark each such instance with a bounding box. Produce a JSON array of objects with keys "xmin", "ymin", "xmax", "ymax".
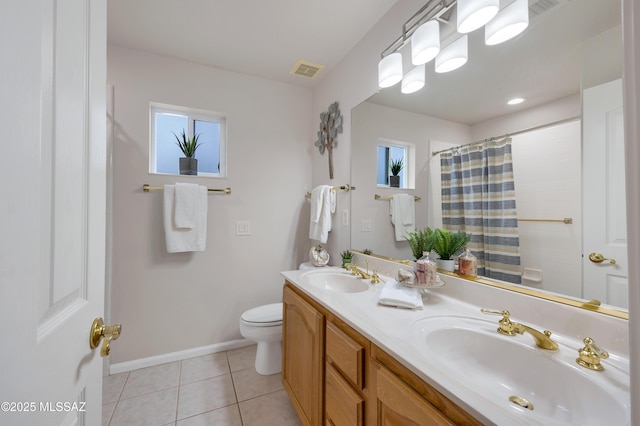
[
  {"xmin": 309, "ymin": 185, "xmax": 335, "ymax": 243},
  {"xmin": 377, "ymin": 278, "xmax": 423, "ymax": 310},
  {"xmin": 174, "ymin": 183, "xmax": 200, "ymax": 229},
  {"xmin": 390, "ymin": 194, "xmax": 415, "ymax": 241},
  {"xmin": 163, "ymin": 184, "xmax": 208, "ymax": 253}
]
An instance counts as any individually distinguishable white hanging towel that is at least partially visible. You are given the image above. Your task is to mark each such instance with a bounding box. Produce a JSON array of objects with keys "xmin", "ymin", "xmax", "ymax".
[
  {"xmin": 174, "ymin": 183, "xmax": 200, "ymax": 228},
  {"xmin": 309, "ymin": 185, "xmax": 336, "ymax": 243},
  {"xmin": 377, "ymin": 278, "xmax": 423, "ymax": 309},
  {"xmin": 163, "ymin": 184, "xmax": 208, "ymax": 253},
  {"xmin": 390, "ymin": 194, "xmax": 415, "ymax": 241}
]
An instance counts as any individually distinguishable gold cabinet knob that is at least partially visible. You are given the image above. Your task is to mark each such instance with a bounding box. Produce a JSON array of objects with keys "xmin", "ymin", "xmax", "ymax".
[
  {"xmin": 588, "ymin": 252, "xmax": 616, "ymax": 264},
  {"xmin": 89, "ymin": 317, "xmax": 122, "ymax": 357}
]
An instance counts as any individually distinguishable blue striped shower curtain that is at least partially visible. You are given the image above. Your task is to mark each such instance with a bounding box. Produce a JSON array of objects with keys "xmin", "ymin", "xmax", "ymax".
[{"xmin": 440, "ymin": 138, "xmax": 522, "ymax": 284}]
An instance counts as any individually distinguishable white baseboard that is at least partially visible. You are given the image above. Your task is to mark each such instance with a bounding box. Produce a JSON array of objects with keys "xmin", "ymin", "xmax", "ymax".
[{"xmin": 109, "ymin": 338, "xmax": 254, "ymax": 375}]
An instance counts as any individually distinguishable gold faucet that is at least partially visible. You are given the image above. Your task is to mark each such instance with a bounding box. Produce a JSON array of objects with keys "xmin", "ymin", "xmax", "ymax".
[
  {"xmin": 481, "ymin": 309, "xmax": 558, "ymax": 350},
  {"xmin": 346, "ymin": 263, "xmax": 371, "ymax": 279},
  {"xmin": 576, "ymin": 337, "xmax": 609, "ymax": 371}
]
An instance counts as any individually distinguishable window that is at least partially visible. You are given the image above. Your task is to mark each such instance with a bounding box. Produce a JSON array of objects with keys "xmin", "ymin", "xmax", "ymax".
[
  {"xmin": 150, "ymin": 103, "xmax": 226, "ymax": 177},
  {"xmin": 377, "ymin": 140, "xmax": 413, "ymax": 188}
]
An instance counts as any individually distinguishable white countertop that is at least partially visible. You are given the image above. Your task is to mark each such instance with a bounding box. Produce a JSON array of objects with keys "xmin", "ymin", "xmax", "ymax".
[{"xmin": 282, "ymin": 265, "xmax": 631, "ymax": 426}]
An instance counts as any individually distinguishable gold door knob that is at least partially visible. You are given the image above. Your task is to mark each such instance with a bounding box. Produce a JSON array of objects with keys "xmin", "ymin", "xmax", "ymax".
[
  {"xmin": 588, "ymin": 253, "xmax": 616, "ymax": 264},
  {"xmin": 89, "ymin": 318, "xmax": 122, "ymax": 357}
]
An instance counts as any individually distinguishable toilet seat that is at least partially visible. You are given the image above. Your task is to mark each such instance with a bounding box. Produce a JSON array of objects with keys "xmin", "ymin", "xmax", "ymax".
[{"xmin": 241, "ymin": 302, "xmax": 282, "ymax": 327}]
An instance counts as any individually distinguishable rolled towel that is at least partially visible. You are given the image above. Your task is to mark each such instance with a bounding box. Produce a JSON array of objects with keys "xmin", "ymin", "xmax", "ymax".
[{"xmin": 377, "ymin": 278, "xmax": 423, "ymax": 310}]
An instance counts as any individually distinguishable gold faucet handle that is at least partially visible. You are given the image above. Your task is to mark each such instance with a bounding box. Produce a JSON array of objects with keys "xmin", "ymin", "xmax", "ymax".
[
  {"xmin": 481, "ymin": 308, "xmax": 516, "ymax": 336},
  {"xmin": 577, "ymin": 337, "xmax": 609, "ymax": 371},
  {"xmin": 347, "ymin": 263, "xmax": 359, "ymax": 275},
  {"xmin": 371, "ymin": 270, "xmax": 380, "ymax": 284}
]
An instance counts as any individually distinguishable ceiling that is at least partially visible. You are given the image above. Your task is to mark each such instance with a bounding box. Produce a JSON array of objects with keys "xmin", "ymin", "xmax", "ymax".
[
  {"xmin": 108, "ymin": 0, "xmax": 622, "ymax": 125},
  {"xmin": 107, "ymin": 0, "xmax": 398, "ymax": 88}
]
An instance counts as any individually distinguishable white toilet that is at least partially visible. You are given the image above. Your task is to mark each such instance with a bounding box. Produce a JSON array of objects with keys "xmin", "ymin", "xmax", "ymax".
[{"xmin": 239, "ymin": 302, "xmax": 283, "ymax": 375}]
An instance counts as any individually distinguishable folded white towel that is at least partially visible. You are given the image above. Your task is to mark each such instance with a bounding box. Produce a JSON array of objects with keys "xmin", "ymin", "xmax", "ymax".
[
  {"xmin": 174, "ymin": 183, "xmax": 200, "ymax": 229},
  {"xmin": 309, "ymin": 185, "xmax": 336, "ymax": 243},
  {"xmin": 163, "ymin": 184, "xmax": 208, "ymax": 253},
  {"xmin": 377, "ymin": 278, "xmax": 423, "ymax": 309},
  {"xmin": 390, "ymin": 194, "xmax": 415, "ymax": 241}
]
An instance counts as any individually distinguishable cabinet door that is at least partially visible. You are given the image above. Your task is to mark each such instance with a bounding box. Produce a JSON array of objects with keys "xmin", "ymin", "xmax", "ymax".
[
  {"xmin": 325, "ymin": 364, "xmax": 364, "ymax": 426},
  {"xmin": 373, "ymin": 362, "xmax": 455, "ymax": 426},
  {"xmin": 283, "ymin": 285, "xmax": 325, "ymax": 426}
]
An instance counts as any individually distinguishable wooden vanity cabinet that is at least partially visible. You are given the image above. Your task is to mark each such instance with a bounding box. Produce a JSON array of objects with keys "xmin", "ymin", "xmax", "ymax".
[
  {"xmin": 325, "ymin": 318, "xmax": 368, "ymax": 425},
  {"xmin": 283, "ymin": 281, "xmax": 481, "ymax": 426},
  {"xmin": 370, "ymin": 345, "xmax": 482, "ymax": 426},
  {"xmin": 283, "ymin": 284, "xmax": 325, "ymax": 426}
]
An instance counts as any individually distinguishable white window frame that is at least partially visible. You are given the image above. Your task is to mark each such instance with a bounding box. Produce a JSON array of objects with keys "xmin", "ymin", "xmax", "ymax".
[
  {"xmin": 377, "ymin": 138, "xmax": 416, "ymax": 189},
  {"xmin": 149, "ymin": 102, "xmax": 227, "ymax": 178}
]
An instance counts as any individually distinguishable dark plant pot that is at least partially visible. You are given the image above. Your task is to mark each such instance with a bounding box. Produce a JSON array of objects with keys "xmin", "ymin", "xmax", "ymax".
[
  {"xmin": 179, "ymin": 157, "xmax": 198, "ymax": 175},
  {"xmin": 389, "ymin": 175, "xmax": 400, "ymax": 188}
]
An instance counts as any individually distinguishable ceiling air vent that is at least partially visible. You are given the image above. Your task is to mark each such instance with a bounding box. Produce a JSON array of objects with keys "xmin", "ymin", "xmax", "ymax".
[
  {"xmin": 529, "ymin": 0, "xmax": 561, "ymax": 18},
  {"xmin": 290, "ymin": 60, "xmax": 325, "ymax": 79}
]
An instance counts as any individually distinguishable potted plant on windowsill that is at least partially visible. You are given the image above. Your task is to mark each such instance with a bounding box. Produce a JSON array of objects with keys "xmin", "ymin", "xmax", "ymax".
[
  {"xmin": 432, "ymin": 228, "xmax": 470, "ymax": 271},
  {"xmin": 389, "ymin": 158, "xmax": 403, "ymax": 188},
  {"xmin": 173, "ymin": 130, "xmax": 201, "ymax": 175}
]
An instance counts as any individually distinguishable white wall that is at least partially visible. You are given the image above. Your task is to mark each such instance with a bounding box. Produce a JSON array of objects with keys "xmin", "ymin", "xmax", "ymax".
[
  {"xmin": 107, "ymin": 46, "xmax": 312, "ymax": 363},
  {"xmin": 310, "ymin": 0, "xmax": 426, "ymax": 262}
]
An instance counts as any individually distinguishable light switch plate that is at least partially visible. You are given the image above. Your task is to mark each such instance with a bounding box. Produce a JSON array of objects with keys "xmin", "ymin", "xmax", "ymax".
[
  {"xmin": 362, "ymin": 219, "xmax": 372, "ymax": 232},
  {"xmin": 342, "ymin": 209, "xmax": 350, "ymax": 226},
  {"xmin": 236, "ymin": 220, "xmax": 251, "ymax": 236}
]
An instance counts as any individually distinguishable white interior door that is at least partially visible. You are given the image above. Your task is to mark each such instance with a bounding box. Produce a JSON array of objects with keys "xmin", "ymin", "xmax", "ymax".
[
  {"xmin": 0, "ymin": 1, "xmax": 107, "ymax": 425},
  {"xmin": 582, "ymin": 79, "xmax": 628, "ymax": 308}
]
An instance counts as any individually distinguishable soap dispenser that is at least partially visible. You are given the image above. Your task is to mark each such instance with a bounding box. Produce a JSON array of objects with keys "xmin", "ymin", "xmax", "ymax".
[
  {"xmin": 458, "ymin": 247, "xmax": 477, "ymax": 277},
  {"xmin": 416, "ymin": 251, "xmax": 437, "ymax": 286}
]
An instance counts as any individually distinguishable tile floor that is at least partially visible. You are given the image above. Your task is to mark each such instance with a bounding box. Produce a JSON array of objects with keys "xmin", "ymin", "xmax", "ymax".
[{"xmin": 102, "ymin": 345, "xmax": 302, "ymax": 426}]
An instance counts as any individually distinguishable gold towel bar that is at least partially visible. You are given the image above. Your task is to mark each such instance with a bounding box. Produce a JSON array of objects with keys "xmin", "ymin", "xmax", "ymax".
[
  {"xmin": 142, "ymin": 184, "xmax": 231, "ymax": 195},
  {"xmin": 375, "ymin": 194, "xmax": 421, "ymax": 201},
  {"xmin": 518, "ymin": 218, "xmax": 572, "ymax": 224},
  {"xmin": 305, "ymin": 184, "xmax": 353, "ymax": 197}
]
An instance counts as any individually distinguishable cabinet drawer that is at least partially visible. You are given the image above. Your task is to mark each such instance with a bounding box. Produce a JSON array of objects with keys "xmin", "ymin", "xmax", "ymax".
[
  {"xmin": 325, "ymin": 363, "xmax": 364, "ymax": 426},
  {"xmin": 326, "ymin": 321, "xmax": 365, "ymax": 390}
]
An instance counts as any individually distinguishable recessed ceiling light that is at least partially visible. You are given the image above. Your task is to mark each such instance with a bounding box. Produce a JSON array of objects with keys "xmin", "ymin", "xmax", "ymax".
[{"xmin": 507, "ymin": 97, "xmax": 526, "ymax": 105}]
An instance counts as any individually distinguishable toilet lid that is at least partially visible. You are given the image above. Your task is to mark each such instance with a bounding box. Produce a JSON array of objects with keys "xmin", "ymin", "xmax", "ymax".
[{"xmin": 241, "ymin": 303, "xmax": 283, "ymax": 325}]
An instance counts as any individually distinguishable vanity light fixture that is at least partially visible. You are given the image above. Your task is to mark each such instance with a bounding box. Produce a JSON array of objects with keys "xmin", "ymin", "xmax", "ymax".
[
  {"xmin": 401, "ymin": 64, "xmax": 426, "ymax": 94},
  {"xmin": 411, "ymin": 20, "xmax": 440, "ymax": 65},
  {"xmin": 378, "ymin": 52, "xmax": 403, "ymax": 88},
  {"xmin": 485, "ymin": 0, "xmax": 529, "ymax": 45},
  {"xmin": 377, "ymin": 0, "xmax": 528, "ymax": 90},
  {"xmin": 435, "ymin": 35, "xmax": 468, "ymax": 73},
  {"xmin": 456, "ymin": 0, "xmax": 499, "ymax": 34},
  {"xmin": 507, "ymin": 97, "xmax": 526, "ymax": 105}
]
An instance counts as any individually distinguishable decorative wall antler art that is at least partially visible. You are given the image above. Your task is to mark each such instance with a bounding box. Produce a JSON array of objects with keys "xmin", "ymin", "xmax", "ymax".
[{"xmin": 314, "ymin": 101, "xmax": 343, "ymax": 179}]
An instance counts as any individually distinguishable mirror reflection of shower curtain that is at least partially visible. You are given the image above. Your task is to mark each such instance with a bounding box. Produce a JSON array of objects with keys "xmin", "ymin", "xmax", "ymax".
[{"xmin": 440, "ymin": 138, "xmax": 522, "ymax": 284}]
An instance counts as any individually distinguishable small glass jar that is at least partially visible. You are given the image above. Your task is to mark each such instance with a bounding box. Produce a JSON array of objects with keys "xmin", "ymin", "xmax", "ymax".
[
  {"xmin": 416, "ymin": 251, "xmax": 437, "ymax": 286},
  {"xmin": 458, "ymin": 248, "xmax": 477, "ymax": 277}
]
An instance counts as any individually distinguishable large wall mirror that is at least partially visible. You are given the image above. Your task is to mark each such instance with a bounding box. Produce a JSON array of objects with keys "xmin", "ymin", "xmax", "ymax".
[{"xmin": 351, "ymin": 0, "xmax": 627, "ymax": 316}]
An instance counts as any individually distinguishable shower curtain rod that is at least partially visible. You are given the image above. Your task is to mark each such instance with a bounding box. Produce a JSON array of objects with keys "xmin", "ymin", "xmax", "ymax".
[{"xmin": 431, "ymin": 115, "xmax": 581, "ymax": 156}]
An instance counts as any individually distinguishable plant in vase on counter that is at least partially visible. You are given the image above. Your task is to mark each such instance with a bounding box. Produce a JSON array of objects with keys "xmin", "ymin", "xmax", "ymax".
[
  {"xmin": 405, "ymin": 227, "xmax": 434, "ymax": 260},
  {"xmin": 340, "ymin": 250, "xmax": 353, "ymax": 268},
  {"xmin": 432, "ymin": 228, "xmax": 470, "ymax": 272}
]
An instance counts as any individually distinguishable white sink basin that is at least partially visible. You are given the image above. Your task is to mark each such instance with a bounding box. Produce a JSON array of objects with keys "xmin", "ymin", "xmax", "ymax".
[
  {"xmin": 302, "ymin": 271, "xmax": 370, "ymax": 293},
  {"xmin": 409, "ymin": 316, "xmax": 630, "ymax": 425}
]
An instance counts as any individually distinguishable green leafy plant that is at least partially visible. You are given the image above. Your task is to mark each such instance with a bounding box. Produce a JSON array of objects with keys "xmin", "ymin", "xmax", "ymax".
[
  {"xmin": 404, "ymin": 227, "xmax": 434, "ymax": 260},
  {"xmin": 362, "ymin": 248, "xmax": 372, "ymax": 255},
  {"xmin": 390, "ymin": 158, "xmax": 404, "ymax": 176},
  {"xmin": 340, "ymin": 250, "xmax": 353, "ymax": 260},
  {"xmin": 173, "ymin": 129, "xmax": 202, "ymax": 158},
  {"xmin": 432, "ymin": 228, "xmax": 470, "ymax": 260}
]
